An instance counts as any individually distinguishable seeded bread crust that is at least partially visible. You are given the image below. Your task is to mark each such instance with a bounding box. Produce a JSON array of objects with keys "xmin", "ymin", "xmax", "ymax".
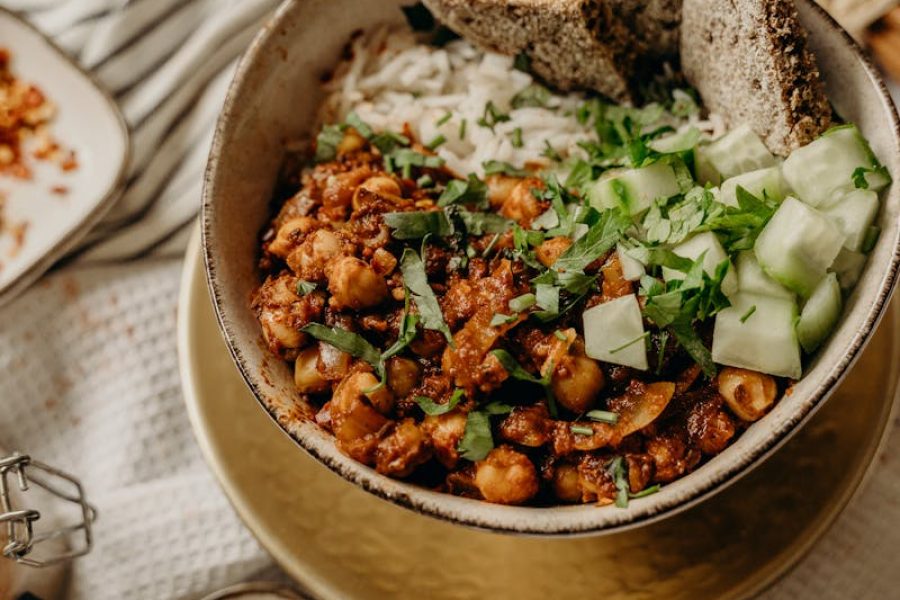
[
  {"xmin": 422, "ymin": 0, "xmax": 638, "ymax": 102},
  {"xmin": 681, "ymin": 0, "xmax": 832, "ymax": 156}
]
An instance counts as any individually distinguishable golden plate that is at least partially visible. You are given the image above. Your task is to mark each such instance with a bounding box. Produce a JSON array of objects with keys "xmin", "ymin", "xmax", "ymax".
[{"xmin": 178, "ymin": 229, "xmax": 900, "ymax": 599}]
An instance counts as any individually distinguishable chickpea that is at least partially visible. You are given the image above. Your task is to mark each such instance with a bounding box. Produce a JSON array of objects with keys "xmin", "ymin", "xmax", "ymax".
[
  {"xmin": 353, "ymin": 176, "xmax": 402, "ymax": 211},
  {"xmin": 485, "ymin": 174, "xmax": 519, "ymax": 209},
  {"xmin": 326, "ymin": 256, "xmax": 389, "ymax": 310},
  {"xmin": 500, "ymin": 178, "xmax": 543, "ymax": 226},
  {"xmin": 365, "ymin": 381, "xmax": 395, "ymax": 415},
  {"xmin": 535, "ymin": 236, "xmax": 573, "ymax": 267},
  {"xmin": 337, "ymin": 129, "xmax": 366, "ymax": 155},
  {"xmin": 474, "ymin": 446, "xmax": 540, "ymax": 505},
  {"xmin": 386, "ymin": 357, "xmax": 421, "ymax": 398},
  {"xmin": 375, "ymin": 418, "xmax": 432, "ymax": 477},
  {"xmin": 371, "ymin": 247, "xmax": 398, "ymax": 276},
  {"xmin": 552, "ymin": 462, "xmax": 583, "ymax": 503},
  {"xmin": 330, "ymin": 372, "xmax": 390, "ymax": 446},
  {"xmin": 317, "ymin": 341, "xmax": 352, "ymax": 380},
  {"xmin": 287, "ymin": 229, "xmax": 344, "ymax": 282},
  {"xmin": 267, "ymin": 216, "xmax": 319, "ymax": 258},
  {"xmin": 552, "ymin": 355, "xmax": 605, "ymax": 413},
  {"xmin": 717, "ymin": 367, "xmax": 777, "ymax": 421},
  {"xmin": 422, "ymin": 411, "xmax": 467, "ymax": 469},
  {"xmin": 256, "ymin": 275, "xmax": 305, "ymax": 355},
  {"xmin": 294, "ymin": 346, "xmax": 329, "ymax": 393}
]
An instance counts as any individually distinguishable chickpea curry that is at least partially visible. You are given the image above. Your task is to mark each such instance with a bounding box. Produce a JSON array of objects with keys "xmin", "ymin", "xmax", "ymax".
[{"xmin": 250, "ymin": 106, "xmax": 801, "ymax": 508}]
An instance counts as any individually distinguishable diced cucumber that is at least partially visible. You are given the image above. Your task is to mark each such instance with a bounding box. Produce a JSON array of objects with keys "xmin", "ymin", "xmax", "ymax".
[
  {"xmin": 695, "ymin": 124, "xmax": 777, "ymax": 183},
  {"xmin": 831, "ymin": 248, "xmax": 866, "ymax": 290},
  {"xmin": 649, "ymin": 127, "xmax": 701, "ymax": 154},
  {"xmin": 822, "ymin": 189, "xmax": 879, "ymax": 252},
  {"xmin": 754, "ymin": 197, "xmax": 845, "ymax": 298},
  {"xmin": 796, "ymin": 273, "xmax": 842, "ymax": 353},
  {"xmin": 719, "ymin": 166, "xmax": 787, "ymax": 207},
  {"xmin": 662, "ymin": 231, "xmax": 738, "ymax": 296},
  {"xmin": 712, "ymin": 292, "xmax": 802, "ymax": 379},
  {"xmin": 617, "ymin": 243, "xmax": 645, "ymax": 281},
  {"xmin": 583, "ymin": 294, "xmax": 648, "ymax": 370},
  {"xmin": 588, "ymin": 162, "xmax": 681, "ymax": 216},
  {"xmin": 782, "ymin": 124, "xmax": 889, "ymax": 208},
  {"xmin": 735, "ymin": 251, "xmax": 794, "ymax": 300}
]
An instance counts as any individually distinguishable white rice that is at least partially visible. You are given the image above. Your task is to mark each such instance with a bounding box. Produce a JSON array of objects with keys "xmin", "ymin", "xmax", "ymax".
[{"xmin": 320, "ymin": 27, "xmax": 725, "ymax": 178}]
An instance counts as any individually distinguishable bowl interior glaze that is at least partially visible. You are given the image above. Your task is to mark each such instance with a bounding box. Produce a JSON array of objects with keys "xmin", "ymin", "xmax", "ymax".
[{"xmin": 202, "ymin": 0, "xmax": 900, "ymax": 535}]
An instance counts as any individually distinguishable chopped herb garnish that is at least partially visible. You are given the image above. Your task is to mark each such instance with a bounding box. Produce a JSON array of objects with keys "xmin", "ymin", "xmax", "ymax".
[
  {"xmin": 301, "ymin": 323, "xmax": 383, "ymax": 376},
  {"xmin": 570, "ymin": 424, "xmax": 594, "ymax": 436},
  {"xmin": 458, "ymin": 118, "xmax": 467, "ymax": 139},
  {"xmin": 314, "ymin": 124, "xmax": 345, "ymax": 163},
  {"xmin": 513, "ymin": 52, "xmax": 531, "ymax": 72},
  {"xmin": 482, "ymin": 160, "xmax": 530, "ymax": 178},
  {"xmin": 739, "ymin": 305, "xmax": 757, "ymax": 323},
  {"xmin": 511, "ymin": 127, "xmax": 523, "ymax": 148},
  {"xmin": 490, "ymin": 313, "xmax": 518, "ymax": 327},
  {"xmin": 457, "ymin": 401, "xmax": 514, "ymax": 461},
  {"xmin": 629, "ymin": 484, "xmax": 661, "ymax": 500},
  {"xmin": 427, "ymin": 134, "xmax": 447, "ymax": 150},
  {"xmin": 609, "ymin": 331, "xmax": 650, "ymax": 354},
  {"xmin": 477, "ymin": 101, "xmax": 511, "ymax": 132},
  {"xmin": 385, "ymin": 148, "xmax": 444, "ymax": 179},
  {"xmin": 436, "ymin": 111, "xmax": 452, "ymax": 127},
  {"xmin": 414, "ymin": 388, "xmax": 464, "ymax": 416},
  {"xmin": 400, "ymin": 247, "xmax": 453, "ymax": 343},
  {"xmin": 383, "ymin": 210, "xmax": 454, "ymax": 239},
  {"xmin": 510, "ymin": 83, "xmax": 552, "ymax": 109},
  {"xmin": 296, "ymin": 280, "xmax": 317, "ymax": 295},
  {"xmin": 541, "ymin": 139, "xmax": 562, "ymax": 162},
  {"xmin": 482, "ymin": 232, "xmax": 501, "ymax": 257},
  {"xmin": 509, "ymin": 293, "xmax": 536, "ymax": 313},
  {"xmin": 553, "ymin": 330, "xmax": 567, "ymax": 341},
  {"xmin": 438, "ymin": 174, "xmax": 488, "ymax": 208},
  {"xmin": 370, "ymin": 131, "xmax": 411, "ymax": 155},
  {"xmin": 608, "ymin": 456, "xmax": 630, "ymax": 508},
  {"xmin": 852, "ymin": 164, "xmax": 891, "ymax": 189},
  {"xmin": 586, "ymin": 410, "xmax": 619, "ymax": 424},
  {"xmin": 416, "ymin": 174, "xmax": 434, "ymax": 188},
  {"xmin": 491, "ymin": 349, "xmax": 558, "ymax": 417},
  {"xmin": 345, "ymin": 112, "xmax": 373, "ymax": 139}
]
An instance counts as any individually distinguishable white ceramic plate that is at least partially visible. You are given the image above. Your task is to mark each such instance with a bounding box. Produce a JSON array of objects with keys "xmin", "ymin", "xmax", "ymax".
[{"xmin": 0, "ymin": 8, "xmax": 129, "ymax": 306}]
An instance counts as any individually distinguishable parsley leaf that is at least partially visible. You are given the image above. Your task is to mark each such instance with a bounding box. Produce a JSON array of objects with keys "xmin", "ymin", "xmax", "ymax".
[
  {"xmin": 414, "ymin": 388, "xmax": 464, "ymax": 416},
  {"xmin": 510, "ymin": 83, "xmax": 552, "ymax": 109},
  {"xmin": 314, "ymin": 124, "xmax": 345, "ymax": 163},
  {"xmin": 490, "ymin": 349, "xmax": 558, "ymax": 417},
  {"xmin": 552, "ymin": 208, "xmax": 629, "ymax": 274},
  {"xmin": 608, "ymin": 456, "xmax": 630, "ymax": 508},
  {"xmin": 300, "ymin": 324, "xmax": 383, "ymax": 375},
  {"xmin": 477, "ymin": 101, "xmax": 511, "ymax": 132},
  {"xmin": 438, "ymin": 174, "xmax": 488, "ymax": 208},
  {"xmin": 345, "ymin": 112, "xmax": 373, "ymax": 139},
  {"xmin": 400, "ymin": 247, "xmax": 453, "ymax": 343},
  {"xmin": 384, "ymin": 148, "xmax": 445, "ymax": 179},
  {"xmin": 457, "ymin": 403, "xmax": 513, "ymax": 461},
  {"xmin": 383, "ymin": 211, "xmax": 454, "ymax": 240},
  {"xmin": 482, "ymin": 160, "xmax": 530, "ymax": 178}
]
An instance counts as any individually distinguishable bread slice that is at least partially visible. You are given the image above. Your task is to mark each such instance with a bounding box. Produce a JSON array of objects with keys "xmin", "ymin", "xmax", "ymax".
[
  {"xmin": 681, "ymin": 0, "xmax": 832, "ymax": 156},
  {"xmin": 421, "ymin": 0, "xmax": 639, "ymax": 102}
]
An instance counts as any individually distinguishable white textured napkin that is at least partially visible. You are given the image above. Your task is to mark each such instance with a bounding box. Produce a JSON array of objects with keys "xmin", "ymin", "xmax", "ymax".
[{"xmin": 0, "ymin": 1, "xmax": 899, "ymax": 599}]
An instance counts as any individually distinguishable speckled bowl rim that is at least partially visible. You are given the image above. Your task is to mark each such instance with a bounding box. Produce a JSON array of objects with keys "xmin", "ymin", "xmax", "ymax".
[
  {"xmin": 0, "ymin": 7, "xmax": 131, "ymax": 308},
  {"xmin": 201, "ymin": 0, "xmax": 900, "ymax": 536}
]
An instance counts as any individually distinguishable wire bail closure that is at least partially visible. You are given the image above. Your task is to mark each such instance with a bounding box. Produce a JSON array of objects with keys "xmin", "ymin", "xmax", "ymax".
[{"xmin": 0, "ymin": 453, "xmax": 96, "ymax": 567}]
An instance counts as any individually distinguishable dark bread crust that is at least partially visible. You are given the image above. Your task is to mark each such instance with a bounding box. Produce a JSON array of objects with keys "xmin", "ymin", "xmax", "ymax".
[
  {"xmin": 422, "ymin": 0, "xmax": 639, "ymax": 102},
  {"xmin": 681, "ymin": 0, "xmax": 832, "ymax": 155}
]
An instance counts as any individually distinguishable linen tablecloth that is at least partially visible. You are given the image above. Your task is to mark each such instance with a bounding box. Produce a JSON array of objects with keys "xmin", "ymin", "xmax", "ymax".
[{"xmin": 0, "ymin": 1, "xmax": 898, "ymax": 598}]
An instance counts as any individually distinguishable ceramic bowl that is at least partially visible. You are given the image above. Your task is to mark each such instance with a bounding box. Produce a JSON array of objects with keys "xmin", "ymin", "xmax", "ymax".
[
  {"xmin": 202, "ymin": 0, "xmax": 900, "ymax": 535},
  {"xmin": 0, "ymin": 8, "xmax": 129, "ymax": 306}
]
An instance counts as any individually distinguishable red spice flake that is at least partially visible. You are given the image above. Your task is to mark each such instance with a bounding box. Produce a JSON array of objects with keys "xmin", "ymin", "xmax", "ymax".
[{"xmin": 50, "ymin": 185, "xmax": 68, "ymax": 195}]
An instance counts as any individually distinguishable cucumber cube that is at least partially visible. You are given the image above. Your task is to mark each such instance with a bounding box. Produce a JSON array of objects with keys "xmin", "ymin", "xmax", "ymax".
[
  {"xmin": 719, "ymin": 166, "xmax": 787, "ymax": 207},
  {"xmin": 754, "ymin": 197, "xmax": 845, "ymax": 298},
  {"xmin": 796, "ymin": 273, "xmax": 842, "ymax": 354},
  {"xmin": 823, "ymin": 189, "xmax": 879, "ymax": 252},
  {"xmin": 735, "ymin": 251, "xmax": 794, "ymax": 300},
  {"xmin": 831, "ymin": 248, "xmax": 866, "ymax": 290},
  {"xmin": 617, "ymin": 243, "xmax": 645, "ymax": 281},
  {"xmin": 782, "ymin": 125, "xmax": 888, "ymax": 208},
  {"xmin": 662, "ymin": 231, "xmax": 739, "ymax": 296},
  {"xmin": 583, "ymin": 294, "xmax": 648, "ymax": 370},
  {"xmin": 712, "ymin": 292, "xmax": 802, "ymax": 379},
  {"xmin": 696, "ymin": 124, "xmax": 777, "ymax": 183},
  {"xmin": 588, "ymin": 162, "xmax": 681, "ymax": 216}
]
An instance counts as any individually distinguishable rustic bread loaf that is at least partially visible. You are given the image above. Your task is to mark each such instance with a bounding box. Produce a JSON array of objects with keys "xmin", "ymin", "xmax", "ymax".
[
  {"xmin": 681, "ymin": 0, "xmax": 832, "ymax": 155},
  {"xmin": 421, "ymin": 0, "xmax": 641, "ymax": 102}
]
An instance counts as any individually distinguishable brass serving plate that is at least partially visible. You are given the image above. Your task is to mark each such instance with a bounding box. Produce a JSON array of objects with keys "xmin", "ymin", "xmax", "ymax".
[{"xmin": 178, "ymin": 229, "xmax": 900, "ymax": 599}]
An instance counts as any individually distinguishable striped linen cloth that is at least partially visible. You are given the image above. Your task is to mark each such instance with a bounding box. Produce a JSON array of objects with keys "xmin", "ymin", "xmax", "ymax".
[{"xmin": 1, "ymin": 1, "xmax": 899, "ymax": 599}]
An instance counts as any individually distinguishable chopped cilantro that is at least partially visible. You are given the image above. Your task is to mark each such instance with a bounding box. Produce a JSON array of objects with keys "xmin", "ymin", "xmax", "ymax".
[
  {"xmin": 414, "ymin": 389, "xmax": 464, "ymax": 416},
  {"xmin": 296, "ymin": 280, "xmax": 317, "ymax": 295}
]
